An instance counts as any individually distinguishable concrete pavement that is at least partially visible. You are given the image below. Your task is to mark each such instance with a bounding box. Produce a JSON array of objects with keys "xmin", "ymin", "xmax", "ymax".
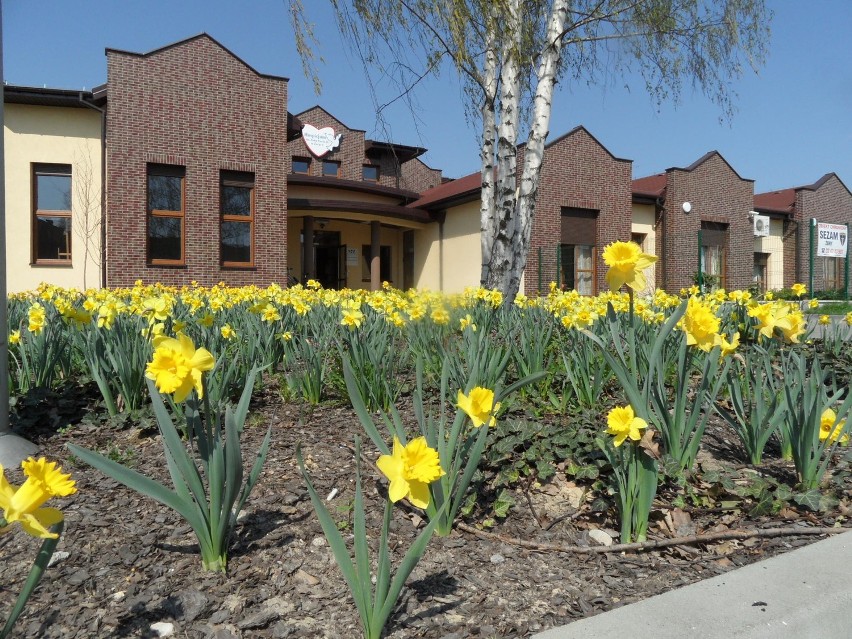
[{"xmin": 533, "ymin": 529, "xmax": 852, "ymax": 639}]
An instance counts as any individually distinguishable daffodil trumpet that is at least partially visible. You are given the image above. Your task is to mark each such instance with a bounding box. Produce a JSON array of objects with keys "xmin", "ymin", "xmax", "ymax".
[{"xmin": 298, "ymin": 439, "xmax": 447, "ymax": 639}]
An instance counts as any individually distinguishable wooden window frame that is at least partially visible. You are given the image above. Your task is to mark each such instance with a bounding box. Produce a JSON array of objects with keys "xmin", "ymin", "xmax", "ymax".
[
  {"xmin": 322, "ymin": 160, "xmax": 341, "ymax": 178},
  {"xmin": 32, "ymin": 163, "xmax": 73, "ymax": 265},
  {"xmin": 362, "ymin": 164, "xmax": 379, "ymax": 182},
  {"xmin": 220, "ymin": 171, "xmax": 256, "ymax": 269},
  {"xmin": 559, "ymin": 243, "xmax": 597, "ymax": 296},
  {"xmin": 292, "ymin": 157, "xmax": 311, "ymax": 174},
  {"xmin": 147, "ymin": 164, "xmax": 186, "ymax": 266}
]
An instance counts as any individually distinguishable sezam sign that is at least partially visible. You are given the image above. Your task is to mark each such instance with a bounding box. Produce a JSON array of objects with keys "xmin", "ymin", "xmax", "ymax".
[
  {"xmin": 816, "ymin": 222, "xmax": 848, "ymax": 258},
  {"xmin": 302, "ymin": 124, "xmax": 342, "ymax": 157}
]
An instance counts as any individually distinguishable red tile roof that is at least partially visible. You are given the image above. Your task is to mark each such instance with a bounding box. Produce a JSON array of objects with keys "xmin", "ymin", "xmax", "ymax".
[
  {"xmin": 632, "ymin": 173, "xmax": 666, "ymax": 198},
  {"xmin": 753, "ymin": 188, "xmax": 796, "ymax": 214},
  {"xmin": 409, "ymin": 171, "xmax": 481, "ymax": 209}
]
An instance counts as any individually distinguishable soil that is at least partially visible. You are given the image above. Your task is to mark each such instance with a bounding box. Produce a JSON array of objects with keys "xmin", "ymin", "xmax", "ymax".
[{"xmin": 2, "ymin": 381, "xmax": 848, "ymax": 639}]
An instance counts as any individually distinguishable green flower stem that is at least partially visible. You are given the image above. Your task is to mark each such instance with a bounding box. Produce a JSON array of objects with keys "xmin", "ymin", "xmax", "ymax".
[{"xmin": 1, "ymin": 521, "xmax": 64, "ymax": 639}]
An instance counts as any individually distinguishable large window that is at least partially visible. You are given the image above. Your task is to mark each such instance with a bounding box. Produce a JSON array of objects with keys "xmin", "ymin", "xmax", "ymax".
[
  {"xmin": 33, "ymin": 164, "xmax": 72, "ymax": 263},
  {"xmin": 560, "ymin": 207, "xmax": 598, "ymax": 295},
  {"xmin": 560, "ymin": 245, "xmax": 595, "ymax": 295},
  {"xmin": 221, "ymin": 171, "xmax": 255, "ymax": 267},
  {"xmin": 147, "ymin": 164, "xmax": 185, "ymax": 264},
  {"xmin": 700, "ymin": 222, "xmax": 728, "ymax": 290}
]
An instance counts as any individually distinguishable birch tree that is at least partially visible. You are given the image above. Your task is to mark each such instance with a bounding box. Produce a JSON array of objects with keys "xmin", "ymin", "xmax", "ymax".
[{"xmin": 291, "ymin": 0, "xmax": 771, "ymax": 301}]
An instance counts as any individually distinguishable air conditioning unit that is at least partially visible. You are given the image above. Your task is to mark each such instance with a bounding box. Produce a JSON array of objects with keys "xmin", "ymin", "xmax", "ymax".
[{"xmin": 753, "ymin": 214, "xmax": 770, "ymax": 237}]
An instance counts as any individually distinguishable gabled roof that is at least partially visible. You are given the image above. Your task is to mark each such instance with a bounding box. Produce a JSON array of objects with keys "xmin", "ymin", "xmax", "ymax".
[
  {"xmin": 294, "ymin": 105, "xmax": 361, "ymax": 133},
  {"xmin": 669, "ymin": 150, "xmax": 753, "ymax": 183},
  {"xmin": 753, "ymin": 173, "xmax": 852, "ymax": 214},
  {"xmin": 632, "ymin": 173, "xmax": 666, "ymax": 198},
  {"xmin": 409, "ymin": 171, "xmax": 481, "ymax": 209},
  {"xmin": 542, "ymin": 125, "xmax": 631, "ymax": 162},
  {"xmin": 106, "ymin": 33, "xmax": 288, "ymax": 82}
]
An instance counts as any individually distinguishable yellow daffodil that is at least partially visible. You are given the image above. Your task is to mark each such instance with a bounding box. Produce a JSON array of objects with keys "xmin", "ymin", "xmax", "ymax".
[
  {"xmin": 601, "ymin": 241, "xmax": 657, "ymax": 292},
  {"xmin": 430, "ymin": 307, "xmax": 450, "ymax": 325},
  {"xmin": 27, "ymin": 303, "xmax": 46, "ymax": 335},
  {"xmin": 340, "ymin": 308, "xmax": 364, "ymax": 328},
  {"xmin": 457, "ymin": 387, "xmax": 500, "ymax": 428},
  {"xmin": 606, "ymin": 405, "xmax": 647, "ymax": 447},
  {"xmin": 681, "ymin": 297, "xmax": 720, "ymax": 352},
  {"xmin": 9, "ymin": 330, "xmax": 20, "ymax": 346},
  {"xmin": 221, "ymin": 324, "xmax": 236, "ymax": 340},
  {"xmin": 459, "ymin": 314, "xmax": 477, "ymax": 332},
  {"xmin": 0, "ymin": 457, "xmax": 76, "ymax": 539},
  {"xmin": 716, "ymin": 331, "xmax": 740, "ymax": 358},
  {"xmin": 819, "ymin": 314, "xmax": 831, "ymax": 325},
  {"xmin": 145, "ymin": 333, "xmax": 215, "ymax": 402},
  {"xmin": 199, "ymin": 313, "xmax": 215, "ymax": 328},
  {"xmin": 846, "ymin": 312, "xmax": 852, "ymax": 327},
  {"xmin": 765, "ymin": 291, "xmax": 774, "ymax": 300},
  {"xmin": 819, "ymin": 408, "xmax": 849, "ymax": 445},
  {"xmin": 791, "ymin": 283, "xmax": 807, "ymax": 298},
  {"xmin": 376, "ymin": 436, "xmax": 445, "ymax": 509},
  {"xmin": 808, "ymin": 298, "xmax": 819, "ymax": 309}
]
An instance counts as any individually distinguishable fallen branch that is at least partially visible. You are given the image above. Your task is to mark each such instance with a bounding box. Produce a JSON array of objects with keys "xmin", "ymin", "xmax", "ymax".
[{"xmin": 457, "ymin": 522, "xmax": 847, "ymax": 554}]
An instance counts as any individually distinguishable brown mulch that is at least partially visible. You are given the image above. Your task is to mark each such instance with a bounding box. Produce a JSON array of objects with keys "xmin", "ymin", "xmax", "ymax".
[{"xmin": 1, "ymin": 386, "xmax": 848, "ymax": 639}]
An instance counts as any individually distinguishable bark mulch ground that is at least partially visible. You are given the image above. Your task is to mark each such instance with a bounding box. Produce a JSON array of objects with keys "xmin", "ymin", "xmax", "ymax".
[{"xmin": 2, "ymin": 383, "xmax": 848, "ymax": 638}]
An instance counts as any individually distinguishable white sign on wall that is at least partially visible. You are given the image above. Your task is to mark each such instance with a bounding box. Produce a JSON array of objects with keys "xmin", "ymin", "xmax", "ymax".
[
  {"xmin": 302, "ymin": 124, "xmax": 342, "ymax": 157},
  {"xmin": 346, "ymin": 247, "xmax": 358, "ymax": 266},
  {"xmin": 817, "ymin": 222, "xmax": 848, "ymax": 258}
]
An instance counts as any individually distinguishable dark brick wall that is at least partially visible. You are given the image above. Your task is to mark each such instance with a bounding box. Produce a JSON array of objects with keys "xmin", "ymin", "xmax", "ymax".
[
  {"xmin": 660, "ymin": 153, "xmax": 754, "ymax": 292},
  {"xmin": 400, "ymin": 158, "xmax": 442, "ymax": 193},
  {"xmin": 524, "ymin": 128, "xmax": 632, "ymax": 295},
  {"xmin": 793, "ymin": 175, "xmax": 852, "ymax": 291},
  {"xmin": 105, "ymin": 35, "xmax": 288, "ymax": 288}
]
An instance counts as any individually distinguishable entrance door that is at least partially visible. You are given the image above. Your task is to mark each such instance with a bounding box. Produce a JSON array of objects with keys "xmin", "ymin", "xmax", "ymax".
[
  {"xmin": 314, "ymin": 231, "xmax": 342, "ymax": 289},
  {"xmin": 338, "ymin": 244, "xmax": 348, "ymax": 289}
]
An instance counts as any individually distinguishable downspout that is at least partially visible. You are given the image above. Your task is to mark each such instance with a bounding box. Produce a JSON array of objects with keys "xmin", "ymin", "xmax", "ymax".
[
  {"xmin": 654, "ymin": 195, "xmax": 665, "ymax": 291},
  {"xmin": 78, "ymin": 92, "xmax": 107, "ymax": 289}
]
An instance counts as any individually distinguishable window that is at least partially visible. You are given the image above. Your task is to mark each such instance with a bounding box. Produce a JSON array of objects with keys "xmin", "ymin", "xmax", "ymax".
[
  {"xmin": 700, "ymin": 222, "xmax": 727, "ymax": 290},
  {"xmin": 147, "ymin": 164, "xmax": 185, "ymax": 264},
  {"xmin": 560, "ymin": 207, "xmax": 598, "ymax": 295},
  {"xmin": 322, "ymin": 160, "xmax": 340, "ymax": 177},
  {"xmin": 823, "ymin": 257, "xmax": 845, "ymax": 292},
  {"xmin": 754, "ymin": 253, "xmax": 769, "ymax": 292},
  {"xmin": 362, "ymin": 245, "xmax": 392, "ymax": 283},
  {"xmin": 221, "ymin": 171, "xmax": 255, "ymax": 267},
  {"xmin": 33, "ymin": 164, "xmax": 72, "ymax": 263},
  {"xmin": 560, "ymin": 245, "xmax": 595, "ymax": 295},
  {"xmin": 292, "ymin": 157, "xmax": 311, "ymax": 174},
  {"xmin": 362, "ymin": 165, "xmax": 379, "ymax": 182}
]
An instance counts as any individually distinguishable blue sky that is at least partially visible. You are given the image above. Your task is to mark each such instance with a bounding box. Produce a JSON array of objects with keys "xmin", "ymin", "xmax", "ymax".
[{"xmin": 4, "ymin": 1, "xmax": 850, "ymax": 193}]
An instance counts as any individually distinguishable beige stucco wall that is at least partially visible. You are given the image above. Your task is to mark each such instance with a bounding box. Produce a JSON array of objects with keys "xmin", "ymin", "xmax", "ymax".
[
  {"xmin": 289, "ymin": 184, "xmax": 404, "ymax": 206},
  {"xmin": 754, "ymin": 217, "xmax": 784, "ymax": 291},
  {"xmin": 414, "ymin": 200, "xmax": 481, "ymax": 292},
  {"xmin": 4, "ymin": 103, "xmax": 103, "ymax": 292},
  {"xmin": 631, "ymin": 203, "xmax": 657, "ymax": 295}
]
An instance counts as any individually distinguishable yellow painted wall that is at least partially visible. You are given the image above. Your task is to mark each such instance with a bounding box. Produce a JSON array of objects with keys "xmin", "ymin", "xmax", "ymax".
[
  {"xmin": 754, "ymin": 217, "xmax": 784, "ymax": 291},
  {"xmin": 4, "ymin": 103, "xmax": 102, "ymax": 292},
  {"xmin": 414, "ymin": 200, "xmax": 481, "ymax": 292},
  {"xmin": 631, "ymin": 203, "xmax": 657, "ymax": 295}
]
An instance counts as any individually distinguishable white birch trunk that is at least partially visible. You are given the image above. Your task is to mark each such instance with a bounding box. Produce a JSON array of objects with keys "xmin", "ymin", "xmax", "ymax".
[
  {"xmin": 479, "ymin": 11, "xmax": 499, "ymax": 285},
  {"xmin": 490, "ymin": 0, "xmax": 568, "ymax": 301}
]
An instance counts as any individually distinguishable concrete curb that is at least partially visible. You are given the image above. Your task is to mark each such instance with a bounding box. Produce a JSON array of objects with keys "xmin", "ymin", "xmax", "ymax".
[{"xmin": 533, "ymin": 530, "xmax": 852, "ymax": 639}]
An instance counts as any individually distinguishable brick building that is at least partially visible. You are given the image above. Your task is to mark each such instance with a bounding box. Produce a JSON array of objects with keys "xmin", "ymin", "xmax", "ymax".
[
  {"xmin": 754, "ymin": 173, "xmax": 852, "ymax": 293},
  {"xmin": 632, "ymin": 152, "xmax": 756, "ymax": 292},
  {"xmin": 4, "ymin": 33, "xmax": 850, "ymax": 296}
]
